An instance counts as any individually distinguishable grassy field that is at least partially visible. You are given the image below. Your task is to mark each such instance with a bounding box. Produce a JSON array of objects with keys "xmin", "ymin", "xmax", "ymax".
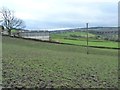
[
  {"xmin": 2, "ymin": 36, "xmax": 118, "ymax": 88},
  {"xmin": 51, "ymin": 32, "xmax": 118, "ymax": 48},
  {"xmin": 51, "ymin": 32, "xmax": 95, "ymax": 38}
]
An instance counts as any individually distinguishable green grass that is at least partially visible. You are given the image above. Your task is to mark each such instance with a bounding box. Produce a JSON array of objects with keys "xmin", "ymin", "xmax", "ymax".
[
  {"xmin": 51, "ymin": 31, "xmax": 95, "ymax": 39},
  {"xmin": 50, "ymin": 32, "xmax": 118, "ymax": 48},
  {"xmin": 52, "ymin": 38, "xmax": 118, "ymax": 48},
  {"xmin": 2, "ymin": 36, "xmax": 118, "ymax": 88}
]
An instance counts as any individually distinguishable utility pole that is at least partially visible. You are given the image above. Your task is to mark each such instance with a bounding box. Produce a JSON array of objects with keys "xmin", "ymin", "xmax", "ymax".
[{"xmin": 86, "ymin": 23, "xmax": 89, "ymax": 54}]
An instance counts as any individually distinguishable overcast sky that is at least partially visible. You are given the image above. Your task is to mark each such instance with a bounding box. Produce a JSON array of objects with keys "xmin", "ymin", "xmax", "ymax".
[{"xmin": 0, "ymin": 0, "xmax": 119, "ymax": 30}]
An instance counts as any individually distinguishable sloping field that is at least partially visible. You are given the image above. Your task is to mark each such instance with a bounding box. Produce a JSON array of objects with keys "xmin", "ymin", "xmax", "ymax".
[
  {"xmin": 2, "ymin": 36, "xmax": 118, "ymax": 88},
  {"xmin": 51, "ymin": 32, "xmax": 118, "ymax": 48},
  {"xmin": 51, "ymin": 31, "xmax": 95, "ymax": 37}
]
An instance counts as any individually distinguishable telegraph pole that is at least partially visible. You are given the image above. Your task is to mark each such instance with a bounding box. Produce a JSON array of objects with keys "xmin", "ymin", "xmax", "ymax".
[{"xmin": 86, "ymin": 23, "xmax": 89, "ymax": 54}]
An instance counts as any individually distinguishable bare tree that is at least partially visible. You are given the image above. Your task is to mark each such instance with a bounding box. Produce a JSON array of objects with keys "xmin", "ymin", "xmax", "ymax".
[{"xmin": 0, "ymin": 7, "xmax": 25, "ymax": 36}]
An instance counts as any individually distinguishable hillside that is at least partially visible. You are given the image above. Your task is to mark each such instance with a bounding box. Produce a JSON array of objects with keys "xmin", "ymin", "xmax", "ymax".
[{"xmin": 2, "ymin": 36, "xmax": 118, "ymax": 88}]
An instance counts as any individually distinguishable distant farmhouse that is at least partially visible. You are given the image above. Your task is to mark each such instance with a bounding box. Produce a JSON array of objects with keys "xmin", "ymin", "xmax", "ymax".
[
  {"xmin": 88, "ymin": 27, "xmax": 119, "ymax": 41},
  {"xmin": 88, "ymin": 27, "xmax": 118, "ymax": 35}
]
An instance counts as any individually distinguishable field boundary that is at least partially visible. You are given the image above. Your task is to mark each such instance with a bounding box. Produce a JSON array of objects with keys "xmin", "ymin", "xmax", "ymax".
[{"xmin": 3, "ymin": 35, "xmax": 119, "ymax": 50}]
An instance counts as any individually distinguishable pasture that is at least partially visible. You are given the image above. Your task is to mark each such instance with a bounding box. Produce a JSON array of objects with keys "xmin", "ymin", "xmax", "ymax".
[
  {"xmin": 2, "ymin": 36, "xmax": 118, "ymax": 88},
  {"xmin": 51, "ymin": 31, "xmax": 118, "ymax": 48}
]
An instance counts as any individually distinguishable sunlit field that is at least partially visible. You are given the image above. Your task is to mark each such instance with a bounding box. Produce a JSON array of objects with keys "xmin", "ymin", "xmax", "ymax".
[{"xmin": 51, "ymin": 32, "xmax": 118, "ymax": 48}]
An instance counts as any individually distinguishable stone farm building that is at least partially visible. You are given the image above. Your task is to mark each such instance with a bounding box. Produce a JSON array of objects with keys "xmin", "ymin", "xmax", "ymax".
[
  {"xmin": 88, "ymin": 27, "xmax": 119, "ymax": 41},
  {"xmin": 89, "ymin": 29, "xmax": 118, "ymax": 35},
  {"xmin": 88, "ymin": 27, "xmax": 118, "ymax": 36}
]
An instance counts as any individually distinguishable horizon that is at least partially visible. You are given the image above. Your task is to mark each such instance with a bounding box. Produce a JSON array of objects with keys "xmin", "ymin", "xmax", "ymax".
[
  {"xmin": 25, "ymin": 26, "xmax": 118, "ymax": 31},
  {"xmin": 0, "ymin": 0, "xmax": 118, "ymax": 30}
]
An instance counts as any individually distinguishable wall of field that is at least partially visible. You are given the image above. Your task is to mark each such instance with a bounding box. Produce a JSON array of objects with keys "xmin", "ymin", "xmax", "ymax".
[{"xmin": 19, "ymin": 31, "xmax": 50, "ymax": 41}]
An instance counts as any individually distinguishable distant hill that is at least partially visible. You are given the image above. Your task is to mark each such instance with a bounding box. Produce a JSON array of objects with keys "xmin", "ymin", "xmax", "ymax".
[{"xmin": 50, "ymin": 27, "xmax": 118, "ymax": 34}]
